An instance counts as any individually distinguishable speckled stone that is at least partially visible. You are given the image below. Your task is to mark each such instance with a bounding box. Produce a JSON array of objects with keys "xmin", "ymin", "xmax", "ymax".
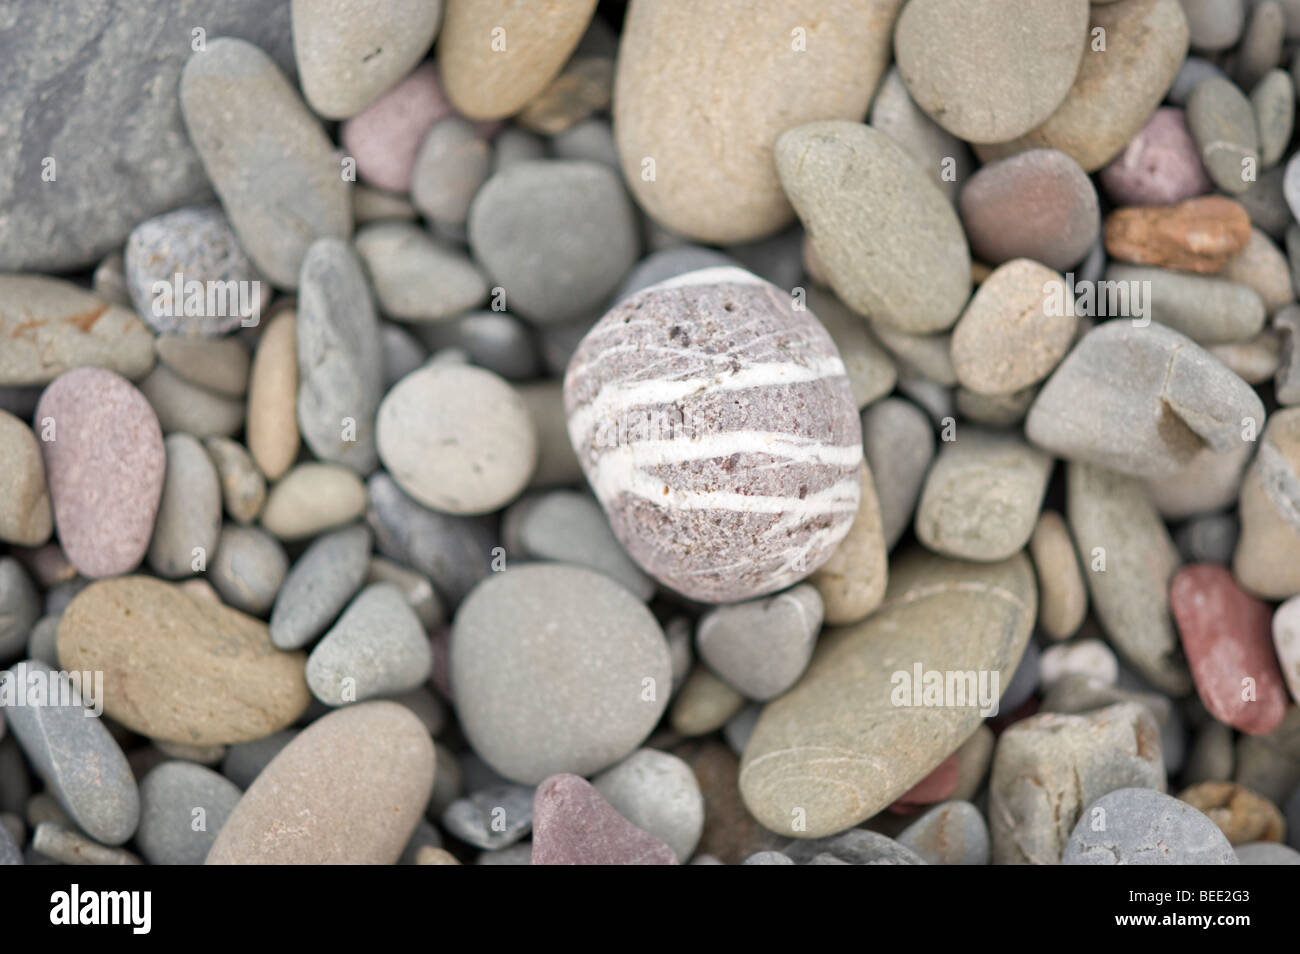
[
  {"xmin": 591, "ymin": 748, "xmax": 704, "ymax": 864},
  {"xmin": 441, "ymin": 784, "xmax": 534, "ymax": 851},
  {"xmin": 0, "ymin": 559, "xmax": 39, "ymax": 660},
  {"xmin": 306, "ymin": 583, "xmax": 432, "ymax": 705},
  {"xmin": 35, "ymin": 368, "xmax": 165, "ymax": 579},
  {"xmin": 245, "ymin": 309, "xmax": 299, "ymax": 481},
  {"xmin": 1030, "ymin": 511, "xmax": 1088, "ymax": 639},
  {"xmin": 1187, "ymin": 77, "xmax": 1261, "ymax": 195},
  {"xmin": 147, "ymin": 433, "xmax": 222, "ymax": 579},
  {"xmin": 783, "ymin": 829, "xmax": 927, "ymax": 865},
  {"xmin": 531, "ymin": 773, "xmax": 677, "ymax": 865},
  {"xmin": 741, "ymin": 549, "xmax": 1035, "ymax": 838},
  {"xmin": 204, "ymin": 437, "xmax": 265, "ymax": 525},
  {"xmin": 58, "ymin": 577, "xmax": 310, "ymax": 745},
  {"xmin": 862, "ymin": 398, "xmax": 935, "ymax": 550},
  {"xmin": 270, "ymin": 525, "xmax": 371, "ymax": 650},
  {"xmin": 124, "ymin": 205, "xmax": 269, "ymax": 335},
  {"xmin": 136, "ymin": 761, "xmax": 242, "ymax": 865},
  {"xmin": 179, "ymin": 37, "xmax": 351, "ymax": 288},
  {"xmin": 207, "ymin": 702, "xmax": 434, "ymax": 864},
  {"xmin": 1098, "ymin": 108, "xmax": 1213, "ymax": 205},
  {"xmin": 0, "ymin": 411, "xmax": 52, "ymax": 547},
  {"xmin": 261, "ymin": 463, "xmax": 367, "ymax": 542},
  {"xmin": 452, "ymin": 565, "xmax": 670, "ymax": 784},
  {"xmin": 354, "ymin": 222, "xmax": 488, "ymax": 322},
  {"xmin": 1178, "ymin": 781, "xmax": 1286, "ymax": 844},
  {"xmin": 776, "ymin": 121, "xmax": 970, "ymax": 334},
  {"xmin": 565, "ymin": 268, "xmax": 861, "ymax": 604},
  {"xmin": 1063, "ymin": 788, "xmax": 1238, "ymax": 864},
  {"xmin": 2, "ymin": 660, "xmax": 138, "ymax": 845}
]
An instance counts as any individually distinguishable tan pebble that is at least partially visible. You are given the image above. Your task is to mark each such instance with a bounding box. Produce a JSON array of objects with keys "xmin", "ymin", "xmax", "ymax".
[{"xmin": 246, "ymin": 309, "xmax": 299, "ymax": 481}]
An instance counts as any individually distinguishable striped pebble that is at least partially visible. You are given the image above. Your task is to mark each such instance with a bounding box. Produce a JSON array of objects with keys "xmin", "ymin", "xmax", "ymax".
[{"xmin": 563, "ymin": 267, "xmax": 861, "ymax": 603}]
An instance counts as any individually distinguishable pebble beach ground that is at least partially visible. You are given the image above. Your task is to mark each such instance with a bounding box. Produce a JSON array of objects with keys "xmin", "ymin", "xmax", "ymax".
[{"xmin": 2, "ymin": 0, "xmax": 1300, "ymax": 873}]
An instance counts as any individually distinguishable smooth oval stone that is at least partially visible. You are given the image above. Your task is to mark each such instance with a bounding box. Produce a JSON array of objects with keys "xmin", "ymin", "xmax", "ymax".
[
  {"xmin": 415, "ymin": 311, "xmax": 540, "ymax": 381},
  {"xmin": 220, "ymin": 730, "xmax": 297, "ymax": 789},
  {"xmin": 1187, "ymin": 76, "xmax": 1260, "ymax": 195},
  {"xmin": 124, "ymin": 205, "xmax": 269, "ymax": 336},
  {"xmin": 1234, "ymin": 408, "xmax": 1300, "ymax": 597},
  {"xmin": 204, "ymin": 436, "xmax": 265, "ymax": 525},
  {"xmin": 0, "ymin": 411, "xmax": 52, "ymax": 547},
  {"xmin": 808, "ymin": 463, "xmax": 888, "ymax": 625},
  {"xmin": 697, "ymin": 584, "xmax": 823, "ymax": 701},
  {"xmin": 468, "ymin": 160, "xmax": 638, "ymax": 326},
  {"xmin": 58, "ymin": 577, "xmax": 310, "ymax": 745},
  {"xmin": 1171, "ymin": 565, "xmax": 1289, "ymax": 735},
  {"xmin": 1104, "ymin": 265, "xmax": 1265, "ymax": 344},
  {"xmin": 438, "ymin": 0, "xmax": 596, "ymax": 120},
  {"xmin": 1105, "ymin": 196, "xmax": 1251, "ymax": 273},
  {"xmin": 35, "ymin": 368, "xmax": 164, "ymax": 579},
  {"xmin": 411, "ymin": 118, "xmax": 491, "ymax": 228},
  {"xmin": 1027, "ymin": 321, "xmax": 1265, "ymax": 479},
  {"xmin": 352, "ymin": 185, "xmax": 417, "ymax": 225},
  {"xmin": 0, "ymin": 276, "xmax": 154, "ymax": 387},
  {"xmin": 551, "ymin": 116, "xmax": 619, "ymax": 169},
  {"xmin": 365, "ymin": 472, "xmax": 495, "ymax": 608},
  {"xmin": 137, "ymin": 762, "xmax": 241, "ymax": 865},
  {"xmin": 1235, "ymin": 0, "xmax": 1285, "ymax": 92},
  {"xmin": 147, "ymin": 433, "xmax": 222, "ymax": 579},
  {"xmin": 441, "ymin": 783, "xmax": 534, "ymax": 850},
  {"xmin": 740, "ymin": 549, "xmax": 1035, "ymax": 837},
  {"xmin": 137, "ymin": 364, "xmax": 246, "ymax": 438},
  {"xmin": 1147, "ymin": 441, "xmax": 1253, "ymax": 520},
  {"xmin": 976, "ymin": 0, "xmax": 1190, "ymax": 172},
  {"xmin": 895, "ymin": 0, "xmax": 1088, "ymax": 143},
  {"xmin": 915, "ymin": 431, "xmax": 1053, "ymax": 562},
  {"xmin": 783, "ymin": 827, "xmax": 927, "ymax": 865},
  {"xmin": 451, "ymin": 564, "xmax": 671, "ymax": 784},
  {"xmin": 868, "ymin": 66, "xmax": 971, "ymax": 202},
  {"xmin": 1176, "ymin": 513, "xmax": 1241, "ymax": 565},
  {"xmin": 990, "ymin": 703, "xmax": 1165, "ymax": 864},
  {"xmin": 565, "ymin": 267, "xmax": 862, "ymax": 603},
  {"xmin": 1273, "ymin": 596, "xmax": 1300, "ymax": 703},
  {"xmin": 296, "ymin": 238, "xmax": 382, "ymax": 473},
  {"xmin": 531, "ymin": 773, "xmax": 677, "ymax": 865},
  {"xmin": 1183, "ymin": 0, "xmax": 1245, "ymax": 49},
  {"xmin": 671, "ymin": 665, "xmax": 746, "ymax": 736},
  {"xmin": 291, "ymin": 0, "xmax": 440, "ymax": 119},
  {"xmin": 1224, "ymin": 228, "xmax": 1296, "ymax": 315},
  {"xmin": 897, "ymin": 800, "xmax": 990, "ymax": 865},
  {"xmin": 207, "ymin": 702, "xmax": 434, "ymax": 864},
  {"xmin": 0, "ymin": 559, "xmax": 40, "ymax": 659},
  {"xmin": 1040, "ymin": 638, "xmax": 1118, "ymax": 690},
  {"xmin": 1029, "ymin": 511, "xmax": 1088, "ymax": 639},
  {"xmin": 1063, "ymin": 788, "xmax": 1237, "ymax": 864},
  {"xmin": 179, "ymin": 37, "xmax": 351, "ymax": 288},
  {"xmin": 592, "ymin": 748, "xmax": 704, "ymax": 864},
  {"xmin": 2, "ymin": 660, "xmax": 138, "ymax": 845},
  {"xmin": 1067, "ymin": 461, "xmax": 1192, "ymax": 695},
  {"xmin": 951, "ymin": 259, "xmax": 1076, "ymax": 394},
  {"xmin": 209, "ymin": 525, "xmax": 288, "ymax": 615},
  {"xmin": 355, "ymin": 222, "xmax": 488, "ymax": 322},
  {"xmin": 614, "ymin": 0, "xmax": 900, "ymax": 244},
  {"xmin": 306, "ymin": 583, "xmax": 432, "ymax": 705},
  {"xmin": 379, "ymin": 322, "xmax": 429, "ymax": 389},
  {"xmin": 245, "ymin": 309, "xmax": 299, "ymax": 481},
  {"xmin": 1276, "ymin": 303, "xmax": 1300, "ymax": 404},
  {"xmin": 776, "ymin": 121, "xmax": 970, "ymax": 334},
  {"xmin": 270, "ymin": 524, "xmax": 371, "ymax": 650},
  {"xmin": 377, "ymin": 364, "xmax": 537, "ymax": 516},
  {"xmin": 261, "ymin": 463, "xmax": 366, "ymax": 541},
  {"xmin": 155, "ymin": 335, "xmax": 250, "ymax": 398},
  {"xmin": 1177, "ymin": 781, "xmax": 1285, "ymax": 843},
  {"xmin": 1099, "ymin": 107, "xmax": 1213, "ymax": 205},
  {"xmin": 862, "ymin": 398, "xmax": 935, "ymax": 550},
  {"xmin": 1252, "ymin": 69, "xmax": 1295, "ymax": 168},
  {"xmin": 514, "ymin": 490, "xmax": 653, "ymax": 599},
  {"xmin": 806, "ymin": 286, "xmax": 896, "ymax": 409},
  {"xmin": 339, "ymin": 62, "xmax": 453, "ymax": 192},
  {"xmin": 870, "ymin": 325, "xmax": 957, "ymax": 386}
]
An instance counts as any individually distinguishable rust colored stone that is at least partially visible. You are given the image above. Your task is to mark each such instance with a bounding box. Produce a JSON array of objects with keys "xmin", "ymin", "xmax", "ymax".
[{"xmin": 1104, "ymin": 196, "xmax": 1251, "ymax": 273}]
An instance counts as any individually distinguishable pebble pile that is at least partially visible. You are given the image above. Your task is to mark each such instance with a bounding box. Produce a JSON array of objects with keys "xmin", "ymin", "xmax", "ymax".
[{"xmin": 2, "ymin": 0, "xmax": 1300, "ymax": 868}]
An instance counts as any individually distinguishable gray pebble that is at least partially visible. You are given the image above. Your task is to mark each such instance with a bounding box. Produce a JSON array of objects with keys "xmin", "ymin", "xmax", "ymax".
[
  {"xmin": 492, "ymin": 127, "xmax": 548, "ymax": 172},
  {"xmin": 1174, "ymin": 513, "xmax": 1241, "ymax": 565},
  {"xmin": 0, "ymin": 822, "xmax": 19, "ymax": 865},
  {"xmin": 1182, "ymin": 0, "xmax": 1245, "ymax": 50},
  {"xmin": 592, "ymin": 748, "xmax": 705, "ymax": 863},
  {"xmin": 999, "ymin": 639, "xmax": 1041, "ymax": 715},
  {"xmin": 868, "ymin": 67, "xmax": 970, "ymax": 202},
  {"xmin": 614, "ymin": 246, "xmax": 739, "ymax": 302},
  {"xmin": 1169, "ymin": 56, "xmax": 1230, "ymax": 106},
  {"xmin": 33, "ymin": 823, "xmax": 141, "ymax": 865},
  {"xmin": 138, "ymin": 365, "xmax": 245, "ymax": 438},
  {"xmin": 441, "ymin": 784, "xmax": 535, "ymax": 850},
  {"xmin": 726, "ymin": 227, "xmax": 806, "ymax": 294},
  {"xmin": 1236, "ymin": 0, "xmax": 1286, "ymax": 92},
  {"xmin": 514, "ymin": 490, "xmax": 653, "ymax": 600},
  {"xmin": 1063, "ymin": 788, "xmax": 1238, "ymax": 864},
  {"xmin": 477, "ymin": 842, "xmax": 532, "ymax": 865},
  {"xmin": 365, "ymin": 557, "xmax": 444, "ymax": 631},
  {"xmin": 898, "ymin": 801, "xmax": 990, "ymax": 865},
  {"xmin": 1187, "ymin": 77, "xmax": 1260, "ymax": 194},
  {"xmin": 743, "ymin": 850, "xmax": 794, "ymax": 865},
  {"xmin": 550, "ymin": 118, "xmax": 620, "ymax": 170},
  {"xmin": 209, "ymin": 525, "xmax": 288, "ymax": 616},
  {"xmin": 723, "ymin": 704, "xmax": 761, "ymax": 757},
  {"xmin": 807, "ymin": 285, "xmax": 897, "ymax": 408},
  {"xmin": 1241, "ymin": 164, "xmax": 1291, "ymax": 239},
  {"xmin": 1184, "ymin": 719, "xmax": 1236, "ymax": 786},
  {"xmin": 784, "ymin": 830, "xmax": 927, "ymax": 865},
  {"xmin": 862, "ymin": 398, "xmax": 936, "ymax": 550},
  {"xmin": 697, "ymin": 585, "xmax": 822, "ymax": 701},
  {"xmin": 220, "ymin": 730, "xmax": 297, "ymax": 789},
  {"xmin": 385, "ymin": 685, "xmax": 445, "ymax": 737},
  {"xmin": 270, "ymin": 524, "xmax": 372, "ymax": 650},
  {"xmin": 0, "ymin": 558, "xmax": 39, "ymax": 660},
  {"xmin": 147, "ymin": 433, "xmax": 222, "ymax": 579},
  {"xmin": 379, "ymin": 323, "xmax": 429, "ymax": 389},
  {"xmin": 24, "ymin": 616, "xmax": 59, "ymax": 668},
  {"xmin": 1235, "ymin": 841, "xmax": 1300, "ymax": 864},
  {"xmin": 1104, "ymin": 265, "xmax": 1265, "ymax": 344},
  {"xmin": 355, "ymin": 221, "xmax": 488, "ymax": 322},
  {"xmin": 414, "ymin": 312, "xmax": 540, "ymax": 381},
  {"xmin": 137, "ymin": 761, "xmax": 241, "ymax": 865},
  {"xmin": 1276, "ymin": 302, "xmax": 1300, "ymax": 405},
  {"xmin": 1251, "ymin": 69, "xmax": 1295, "ymax": 168}
]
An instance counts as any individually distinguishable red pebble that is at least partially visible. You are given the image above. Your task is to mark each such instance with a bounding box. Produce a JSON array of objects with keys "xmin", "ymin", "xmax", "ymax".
[
  {"xmin": 888, "ymin": 753, "xmax": 959, "ymax": 815},
  {"xmin": 1170, "ymin": 564, "xmax": 1288, "ymax": 736},
  {"xmin": 531, "ymin": 774, "xmax": 678, "ymax": 865}
]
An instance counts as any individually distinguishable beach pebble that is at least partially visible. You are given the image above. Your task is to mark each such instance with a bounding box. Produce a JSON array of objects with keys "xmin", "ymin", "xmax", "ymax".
[
  {"xmin": 531, "ymin": 773, "xmax": 677, "ymax": 865},
  {"xmin": 340, "ymin": 62, "xmax": 453, "ymax": 192},
  {"xmin": 246, "ymin": 309, "xmax": 299, "ymax": 481},
  {"xmin": 808, "ymin": 464, "xmax": 888, "ymax": 625},
  {"xmin": 1029, "ymin": 511, "xmax": 1088, "ymax": 639},
  {"xmin": 1207, "ymin": 330, "xmax": 1283, "ymax": 384},
  {"xmin": 915, "ymin": 431, "xmax": 1053, "ymax": 562},
  {"xmin": 1273, "ymin": 596, "xmax": 1300, "ymax": 703},
  {"xmin": 306, "ymin": 583, "xmax": 431, "ymax": 705},
  {"xmin": 1176, "ymin": 513, "xmax": 1241, "ymax": 566},
  {"xmin": 1040, "ymin": 639, "xmax": 1119, "ymax": 690},
  {"xmin": 179, "ymin": 37, "xmax": 351, "ymax": 288},
  {"xmin": 1223, "ymin": 228, "xmax": 1296, "ymax": 315},
  {"xmin": 378, "ymin": 364, "xmax": 536, "ymax": 516},
  {"xmin": 1234, "ymin": 409, "xmax": 1300, "ymax": 598},
  {"xmin": 862, "ymin": 398, "xmax": 935, "ymax": 550},
  {"xmin": 1236, "ymin": 0, "xmax": 1285, "ymax": 91},
  {"xmin": 1147, "ymin": 440, "xmax": 1253, "ymax": 520},
  {"xmin": 868, "ymin": 67, "xmax": 971, "ymax": 202},
  {"xmin": 137, "ymin": 364, "xmax": 245, "ymax": 438},
  {"xmin": 514, "ymin": 491, "xmax": 653, "ymax": 599},
  {"xmin": 36, "ymin": 368, "xmax": 165, "ymax": 579},
  {"xmin": 783, "ymin": 829, "xmax": 927, "ymax": 866},
  {"xmin": 296, "ymin": 238, "xmax": 382, "ymax": 473},
  {"xmin": 469, "ymin": 160, "xmax": 638, "ymax": 325},
  {"xmin": 136, "ymin": 762, "xmax": 241, "ymax": 865},
  {"xmin": 124, "ymin": 205, "xmax": 268, "ymax": 335},
  {"xmin": 1236, "ymin": 842, "xmax": 1300, "ymax": 863},
  {"xmin": 1252, "ymin": 70, "xmax": 1295, "ymax": 168},
  {"xmin": 209, "ymin": 526, "xmax": 289, "ymax": 616},
  {"xmin": 147, "ymin": 433, "xmax": 222, "ymax": 579},
  {"xmin": 896, "ymin": 801, "xmax": 990, "ymax": 865},
  {"xmin": 741, "ymin": 549, "xmax": 1035, "ymax": 837},
  {"xmin": 411, "ymin": 118, "xmax": 491, "ymax": 228},
  {"xmin": 452, "ymin": 565, "xmax": 670, "ymax": 783},
  {"xmin": 207, "ymin": 702, "xmax": 434, "ymax": 864},
  {"xmin": 592, "ymin": 749, "xmax": 704, "ymax": 864},
  {"xmin": 697, "ymin": 585, "xmax": 823, "ymax": 701},
  {"xmin": 291, "ymin": 0, "xmax": 440, "ymax": 120},
  {"xmin": 354, "ymin": 222, "xmax": 488, "ymax": 322},
  {"xmin": 1104, "ymin": 196, "xmax": 1250, "ymax": 273},
  {"xmin": 1105, "ymin": 265, "xmax": 1265, "ymax": 344},
  {"xmin": 58, "ymin": 577, "xmax": 309, "ymax": 745},
  {"xmin": 0, "ymin": 411, "xmax": 52, "ymax": 548},
  {"xmin": 806, "ymin": 287, "xmax": 896, "ymax": 409},
  {"xmin": 670, "ymin": 665, "xmax": 746, "ymax": 737},
  {"xmin": 1170, "ymin": 565, "xmax": 1289, "ymax": 735},
  {"xmin": 1098, "ymin": 107, "xmax": 1213, "ymax": 205},
  {"xmin": 270, "ymin": 525, "xmax": 371, "ymax": 650},
  {"xmin": 776, "ymin": 121, "xmax": 970, "ymax": 333},
  {"xmin": 204, "ymin": 437, "xmax": 266, "ymax": 525},
  {"xmin": 262, "ymin": 464, "xmax": 367, "ymax": 542},
  {"xmin": 1186, "ymin": 76, "xmax": 1260, "ymax": 194},
  {"xmin": 1063, "ymin": 788, "xmax": 1238, "ymax": 864},
  {"xmin": 155, "ymin": 336, "xmax": 251, "ymax": 398},
  {"xmin": 1178, "ymin": 781, "xmax": 1286, "ymax": 844},
  {"xmin": 416, "ymin": 312, "xmax": 539, "ymax": 381},
  {"xmin": 441, "ymin": 784, "xmax": 534, "ymax": 851},
  {"xmin": 1183, "ymin": 0, "xmax": 1245, "ymax": 49}
]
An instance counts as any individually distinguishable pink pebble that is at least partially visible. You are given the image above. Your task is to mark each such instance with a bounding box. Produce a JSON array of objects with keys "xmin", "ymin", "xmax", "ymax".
[
  {"xmin": 340, "ymin": 62, "xmax": 453, "ymax": 193},
  {"xmin": 1099, "ymin": 107, "xmax": 1214, "ymax": 207},
  {"xmin": 888, "ymin": 753, "xmax": 959, "ymax": 815},
  {"xmin": 531, "ymin": 774, "xmax": 678, "ymax": 865},
  {"xmin": 1171, "ymin": 564, "xmax": 1289, "ymax": 736}
]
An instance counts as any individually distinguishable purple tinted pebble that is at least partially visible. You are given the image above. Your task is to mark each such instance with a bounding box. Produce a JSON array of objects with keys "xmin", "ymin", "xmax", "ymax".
[
  {"xmin": 1099, "ymin": 107, "xmax": 1214, "ymax": 206},
  {"xmin": 531, "ymin": 774, "xmax": 678, "ymax": 865}
]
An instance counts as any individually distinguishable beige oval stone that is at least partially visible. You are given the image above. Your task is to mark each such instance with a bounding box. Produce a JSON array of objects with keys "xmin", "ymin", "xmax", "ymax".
[
  {"xmin": 670, "ymin": 665, "xmax": 746, "ymax": 736},
  {"xmin": 57, "ymin": 577, "xmax": 310, "ymax": 746},
  {"xmin": 809, "ymin": 463, "xmax": 888, "ymax": 625},
  {"xmin": 438, "ymin": 0, "xmax": 598, "ymax": 120},
  {"xmin": 0, "ymin": 410, "xmax": 53, "ymax": 546},
  {"xmin": 154, "ymin": 334, "xmax": 250, "ymax": 397},
  {"xmin": 1234, "ymin": 408, "xmax": 1300, "ymax": 598},
  {"xmin": 204, "ymin": 436, "xmax": 267, "ymax": 525},
  {"xmin": 246, "ymin": 309, "xmax": 299, "ymax": 481},
  {"xmin": 206, "ymin": 702, "xmax": 434, "ymax": 864},
  {"xmin": 740, "ymin": 549, "xmax": 1036, "ymax": 837},
  {"xmin": 614, "ymin": 0, "xmax": 904, "ymax": 243},
  {"xmin": 951, "ymin": 259, "xmax": 1077, "ymax": 395},
  {"xmin": 1028, "ymin": 510, "xmax": 1088, "ymax": 639},
  {"xmin": 261, "ymin": 463, "xmax": 366, "ymax": 541}
]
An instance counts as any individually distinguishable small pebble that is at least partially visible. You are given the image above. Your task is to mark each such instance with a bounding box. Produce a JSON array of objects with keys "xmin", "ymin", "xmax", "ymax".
[
  {"xmin": 531, "ymin": 773, "xmax": 677, "ymax": 865},
  {"xmin": 136, "ymin": 761, "xmax": 241, "ymax": 865},
  {"xmin": 1063, "ymin": 788, "xmax": 1238, "ymax": 864},
  {"xmin": 209, "ymin": 525, "xmax": 288, "ymax": 616},
  {"xmin": 696, "ymin": 585, "xmax": 823, "ymax": 701}
]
